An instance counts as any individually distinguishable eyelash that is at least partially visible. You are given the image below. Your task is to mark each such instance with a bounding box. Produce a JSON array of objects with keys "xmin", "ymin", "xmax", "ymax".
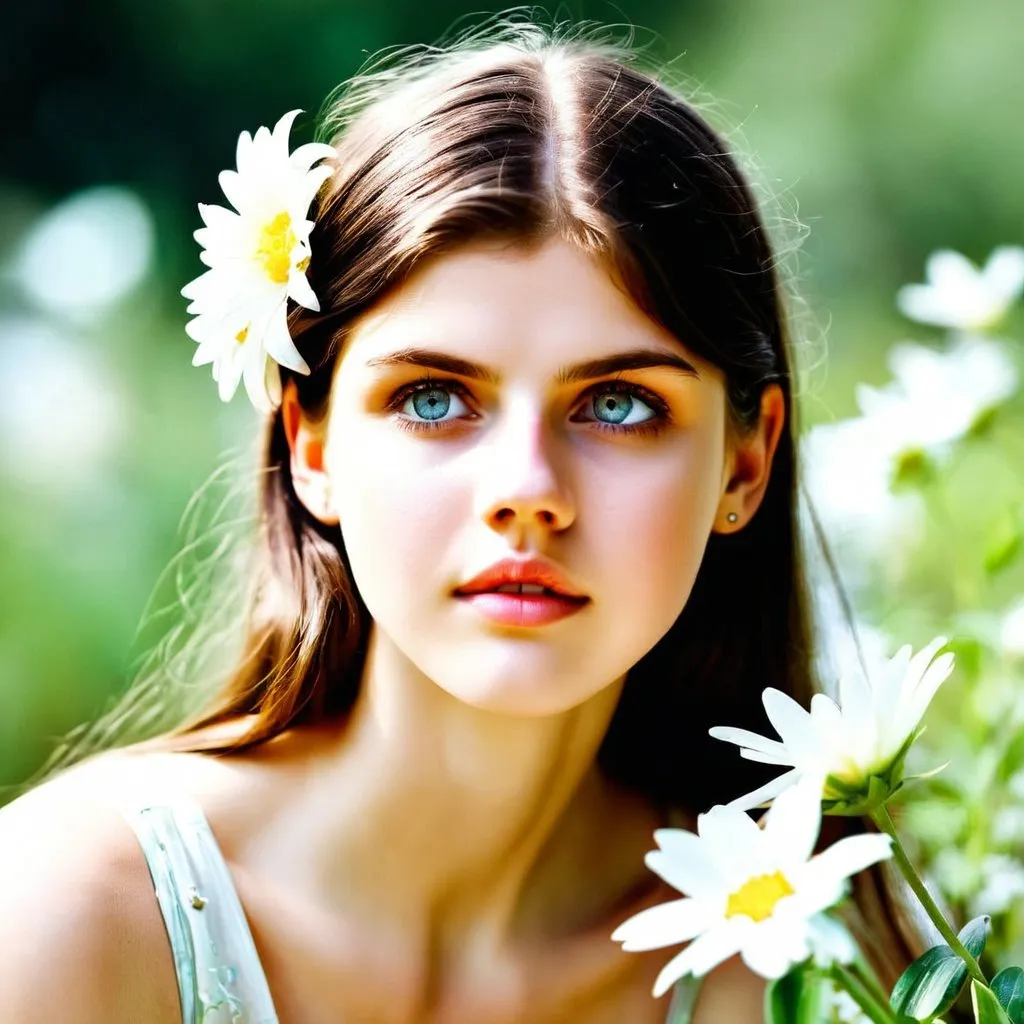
[{"xmin": 384, "ymin": 375, "xmax": 672, "ymax": 438}]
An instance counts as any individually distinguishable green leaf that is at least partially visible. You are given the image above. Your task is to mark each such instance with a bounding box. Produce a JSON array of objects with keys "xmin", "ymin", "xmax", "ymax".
[
  {"xmin": 888, "ymin": 918, "xmax": 989, "ymax": 1020},
  {"xmin": 763, "ymin": 965, "xmax": 823, "ymax": 1024},
  {"xmin": 967, "ymin": 403, "xmax": 1001, "ymax": 438},
  {"xmin": 991, "ymin": 968, "xmax": 1024, "ymax": 1023},
  {"xmin": 973, "ymin": 980, "xmax": 1014, "ymax": 1023},
  {"xmin": 960, "ymin": 915, "xmax": 992, "ymax": 960},
  {"xmin": 890, "ymin": 943, "xmax": 968, "ymax": 1021},
  {"xmin": 996, "ymin": 731, "xmax": 1024, "ymax": 785},
  {"xmin": 983, "ymin": 509, "xmax": 1023, "ymax": 575}
]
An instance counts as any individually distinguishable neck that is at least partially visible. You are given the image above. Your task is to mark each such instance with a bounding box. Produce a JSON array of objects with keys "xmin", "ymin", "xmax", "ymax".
[{"xmin": 243, "ymin": 624, "xmax": 662, "ymax": 957}]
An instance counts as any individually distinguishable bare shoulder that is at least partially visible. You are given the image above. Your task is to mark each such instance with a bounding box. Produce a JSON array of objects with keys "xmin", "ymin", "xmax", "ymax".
[{"xmin": 0, "ymin": 756, "xmax": 182, "ymax": 1023}]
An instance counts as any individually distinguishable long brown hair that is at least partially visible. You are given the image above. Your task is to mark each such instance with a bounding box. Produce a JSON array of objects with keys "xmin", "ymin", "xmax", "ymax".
[{"xmin": 27, "ymin": 17, "xmax": 922, "ymax": 988}]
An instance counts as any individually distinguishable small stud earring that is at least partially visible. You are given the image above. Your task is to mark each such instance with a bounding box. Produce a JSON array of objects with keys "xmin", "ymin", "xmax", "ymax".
[{"xmin": 726, "ymin": 512, "xmax": 739, "ymax": 524}]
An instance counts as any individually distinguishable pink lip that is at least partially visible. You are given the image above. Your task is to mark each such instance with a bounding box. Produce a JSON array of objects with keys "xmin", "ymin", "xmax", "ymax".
[
  {"xmin": 454, "ymin": 556, "xmax": 587, "ymax": 600},
  {"xmin": 455, "ymin": 591, "xmax": 589, "ymax": 627}
]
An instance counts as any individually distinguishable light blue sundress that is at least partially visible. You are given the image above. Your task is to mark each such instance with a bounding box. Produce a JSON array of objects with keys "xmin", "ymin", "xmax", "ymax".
[{"xmin": 118, "ymin": 790, "xmax": 703, "ymax": 1023}]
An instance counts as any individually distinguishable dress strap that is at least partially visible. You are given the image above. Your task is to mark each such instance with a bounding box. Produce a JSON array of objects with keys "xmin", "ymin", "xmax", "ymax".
[{"xmin": 117, "ymin": 785, "xmax": 279, "ymax": 1024}]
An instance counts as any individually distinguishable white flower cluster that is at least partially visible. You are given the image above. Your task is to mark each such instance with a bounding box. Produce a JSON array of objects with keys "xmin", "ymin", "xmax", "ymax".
[
  {"xmin": 804, "ymin": 246, "xmax": 1023, "ymax": 551},
  {"xmin": 896, "ymin": 247, "xmax": 1024, "ymax": 331},
  {"xmin": 613, "ymin": 638, "xmax": 953, "ymax": 1000},
  {"xmin": 181, "ymin": 110, "xmax": 336, "ymax": 412}
]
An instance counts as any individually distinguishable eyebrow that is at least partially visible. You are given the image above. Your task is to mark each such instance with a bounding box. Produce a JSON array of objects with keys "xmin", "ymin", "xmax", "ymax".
[{"xmin": 364, "ymin": 346, "xmax": 701, "ymax": 384}]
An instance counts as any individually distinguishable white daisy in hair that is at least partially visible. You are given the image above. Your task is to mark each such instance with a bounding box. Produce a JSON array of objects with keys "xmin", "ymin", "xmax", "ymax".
[
  {"xmin": 611, "ymin": 779, "xmax": 891, "ymax": 996},
  {"xmin": 710, "ymin": 637, "xmax": 954, "ymax": 814},
  {"xmin": 896, "ymin": 246, "xmax": 1024, "ymax": 331},
  {"xmin": 181, "ymin": 109, "xmax": 336, "ymax": 411}
]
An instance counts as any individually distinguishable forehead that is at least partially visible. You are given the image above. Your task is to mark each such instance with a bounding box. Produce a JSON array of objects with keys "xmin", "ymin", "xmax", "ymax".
[{"xmin": 337, "ymin": 236, "xmax": 713, "ymax": 377}]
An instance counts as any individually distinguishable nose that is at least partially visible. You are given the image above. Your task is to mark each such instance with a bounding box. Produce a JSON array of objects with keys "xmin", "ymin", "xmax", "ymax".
[{"xmin": 475, "ymin": 402, "xmax": 576, "ymax": 539}]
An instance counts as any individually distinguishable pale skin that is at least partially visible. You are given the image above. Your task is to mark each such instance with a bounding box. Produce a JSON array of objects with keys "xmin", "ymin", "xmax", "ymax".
[{"xmin": 0, "ymin": 236, "xmax": 784, "ymax": 1023}]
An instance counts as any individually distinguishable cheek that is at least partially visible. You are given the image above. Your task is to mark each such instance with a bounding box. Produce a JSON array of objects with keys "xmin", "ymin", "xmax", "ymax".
[
  {"xmin": 584, "ymin": 431, "xmax": 724, "ymax": 618},
  {"xmin": 324, "ymin": 416, "xmax": 468, "ymax": 604}
]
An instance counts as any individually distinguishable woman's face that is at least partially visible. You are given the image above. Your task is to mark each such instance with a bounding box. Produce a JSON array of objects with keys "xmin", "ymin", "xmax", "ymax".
[{"xmin": 304, "ymin": 237, "xmax": 745, "ymax": 715}]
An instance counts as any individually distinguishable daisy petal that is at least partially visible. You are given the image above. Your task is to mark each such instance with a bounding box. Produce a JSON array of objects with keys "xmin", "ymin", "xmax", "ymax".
[
  {"xmin": 764, "ymin": 778, "xmax": 823, "ymax": 866},
  {"xmin": 651, "ymin": 945, "xmax": 698, "ymax": 999},
  {"xmin": 265, "ymin": 360, "xmax": 283, "ymax": 408},
  {"xmin": 261, "ymin": 305, "xmax": 310, "ymax": 374},
  {"xmin": 290, "ymin": 142, "xmax": 337, "ymax": 171},
  {"xmin": 927, "ymin": 250, "xmax": 979, "ymax": 293},
  {"xmin": 896, "ymin": 284, "xmax": 958, "ymax": 328},
  {"xmin": 271, "ymin": 109, "xmax": 303, "ymax": 149},
  {"xmin": 611, "ymin": 897, "xmax": 712, "ymax": 951},
  {"xmin": 738, "ymin": 748, "xmax": 795, "ymax": 767},
  {"xmin": 725, "ymin": 768, "xmax": 802, "ymax": 813},
  {"xmin": 808, "ymin": 693, "xmax": 842, "ymax": 737},
  {"xmin": 895, "ymin": 638, "xmax": 952, "ymax": 733},
  {"xmin": 983, "ymin": 245, "xmax": 1024, "ymax": 299},
  {"xmin": 655, "ymin": 918, "xmax": 751, "ymax": 989},
  {"xmin": 646, "ymin": 850, "xmax": 719, "ymax": 898},
  {"xmin": 234, "ymin": 129, "xmax": 254, "ymax": 176},
  {"xmin": 708, "ymin": 726, "xmax": 792, "ymax": 761},
  {"xmin": 696, "ymin": 806, "xmax": 765, "ymax": 885},
  {"xmin": 761, "ymin": 689, "xmax": 819, "ymax": 762},
  {"xmin": 198, "ymin": 202, "xmax": 243, "ymax": 234},
  {"xmin": 648, "ymin": 830, "xmax": 722, "ymax": 894},
  {"xmin": 241, "ymin": 347, "xmax": 273, "ymax": 413},
  {"xmin": 288, "ymin": 267, "xmax": 320, "ymax": 313},
  {"xmin": 740, "ymin": 918, "xmax": 810, "ymax": 979},
  {"xmin": 217, "ymin": 348, "xmax": 245, "ymax": 403},
  {"xmin": 217, "ymin": 169, "xmax": 249, "ymax": 214},
  {"xmin": 795, "ymin": 834, "xmax": 893, "ymax": 916}
]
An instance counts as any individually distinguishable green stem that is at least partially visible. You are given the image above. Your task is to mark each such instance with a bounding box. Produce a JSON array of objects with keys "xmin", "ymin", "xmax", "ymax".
[
  {"xmin": 871, "ymin": 805, "xmax": 987, "ymax": 985},
  {"xmin": 851, "ymin": 957, "xmax": 894, "ymax": 1015},
  {"xmin": 829, "ymin": 963, "xmax": 897, "ymax": 1024}
]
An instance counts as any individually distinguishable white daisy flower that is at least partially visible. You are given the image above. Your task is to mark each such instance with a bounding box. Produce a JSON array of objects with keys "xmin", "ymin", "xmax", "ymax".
[
  {"xmin": 896, "ymin": 246, "xmax": 1024, "ymax": 331},
  {"xmin": 710, "ymin": 637, "xmax": 954, "ymax": 814},
  {"xmin": 801, "ymin": 416, "xmax": 924, "ymax": 555},
  {"xmin": 854, "ymin": 339, "xmax": 1019, "ymax": 468},
  {"xmin": 181, "ymin": 109, "xmax": 336, "ymax": 411},
  {"xmin": 611, "ymin": 780, "xmax": 890, "ymax": 995}
]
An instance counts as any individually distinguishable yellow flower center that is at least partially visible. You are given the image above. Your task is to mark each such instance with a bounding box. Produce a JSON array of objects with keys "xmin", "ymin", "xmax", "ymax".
[
  {"xmin": 256, "ymin": 212, "xmax": 297, "ymax": 284},
  {"xmin": 725, "ymin": 871, "xmax": 795, "ymax": 923},
  {"xmin": 235, "ymin": 326, "xmax": 249, "ymax": 345}
]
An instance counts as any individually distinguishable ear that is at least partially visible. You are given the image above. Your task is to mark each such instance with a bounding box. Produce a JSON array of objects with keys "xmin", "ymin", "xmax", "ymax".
[
  {"xmin": 281, "ymin": 379, "xmax": 339, "ymax": 526},
  {"xmin": 712, "ymin": 383, "xmax": 786, "ymax": 534}
]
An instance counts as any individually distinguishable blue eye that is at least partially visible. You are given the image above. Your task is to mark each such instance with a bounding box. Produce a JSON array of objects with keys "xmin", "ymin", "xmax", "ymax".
[
  {"xmin": 394, "ymin": 380, "xmax": 472, "ymax": 426},
  {"xmin": 386, "ymin": 376, "xmax": 670, "ymax": 438},
  {"xmin": 583, "ymin": 386, "xmax": 658, "ymax": 427}
]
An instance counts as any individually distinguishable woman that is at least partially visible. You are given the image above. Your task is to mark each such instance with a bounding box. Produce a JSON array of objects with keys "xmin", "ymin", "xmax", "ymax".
[{"xmin": 0, "ymin": 19, "xmax": 916, "ymax": 1023}]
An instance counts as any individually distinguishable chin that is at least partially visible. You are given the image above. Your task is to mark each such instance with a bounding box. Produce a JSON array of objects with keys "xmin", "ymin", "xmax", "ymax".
[
  {"xmin": 438, "ymin": 679, "xmax": 598, "ymax": 717},
  {"xmin": 426, "ymin": 647, "xmax": 618, "ymax": 717}
]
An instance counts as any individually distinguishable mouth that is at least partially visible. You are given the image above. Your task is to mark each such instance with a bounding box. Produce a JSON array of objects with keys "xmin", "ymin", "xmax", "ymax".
[
  {"xmin": 454, "ymin": 585, "xmax": 589, "ymax": 627},
  {"xmin": 467, "ymin": 582, "xmax": 578, "ymax": 597},
  {"xmin": 452, "ymin": 556, "xmax": 589, "ymax": 626}
]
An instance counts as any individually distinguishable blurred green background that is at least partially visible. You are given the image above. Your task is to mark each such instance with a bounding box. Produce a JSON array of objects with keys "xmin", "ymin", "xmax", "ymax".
[{"xmin": 3, "ymin": 0, "xmax": 1024, "ymax": 961}]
